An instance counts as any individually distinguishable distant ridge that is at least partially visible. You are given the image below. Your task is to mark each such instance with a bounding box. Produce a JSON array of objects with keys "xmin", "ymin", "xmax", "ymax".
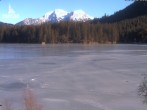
[{"xmin": 0, "ymin": 22, "xmax": 13, "ymax": 26}]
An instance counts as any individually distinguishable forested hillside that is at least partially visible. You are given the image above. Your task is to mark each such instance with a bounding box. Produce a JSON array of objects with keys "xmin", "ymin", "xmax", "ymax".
[{"xmin": 99, "ymin": 1, "xmax": 147, "ymax": 23}]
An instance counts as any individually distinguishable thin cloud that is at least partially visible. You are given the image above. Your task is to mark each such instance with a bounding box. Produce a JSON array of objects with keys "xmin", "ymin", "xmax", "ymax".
[{"xmin": 2, "ymin": 4, "xmax": 20, "ymax": 19}]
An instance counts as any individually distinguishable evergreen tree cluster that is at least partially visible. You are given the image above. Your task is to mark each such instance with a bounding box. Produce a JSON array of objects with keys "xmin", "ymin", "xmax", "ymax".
[{"xmin": 117, "ymin": 15, "xmax": 147, "ymax": 43}]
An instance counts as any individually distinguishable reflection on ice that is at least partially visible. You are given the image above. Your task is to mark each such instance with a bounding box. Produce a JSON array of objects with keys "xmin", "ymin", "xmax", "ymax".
[{"xmin": 0, "ymin": 81, "xmax": 26, "ymax": 90}]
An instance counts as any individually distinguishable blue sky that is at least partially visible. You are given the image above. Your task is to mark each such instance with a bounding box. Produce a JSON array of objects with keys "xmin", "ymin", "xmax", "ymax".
[{"xmin": 0, "ymin": 0, "xmax": 133, "ymax": 24}]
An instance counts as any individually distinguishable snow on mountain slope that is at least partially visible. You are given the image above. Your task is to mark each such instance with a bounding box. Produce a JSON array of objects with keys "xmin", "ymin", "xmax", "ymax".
[
  {"xmin": 16, "ymin": 9, "xmax": 94, "ymax": 25},
  {"xmin": 68, "ymin": 10, "xmax": 94, "ymax": 22}
]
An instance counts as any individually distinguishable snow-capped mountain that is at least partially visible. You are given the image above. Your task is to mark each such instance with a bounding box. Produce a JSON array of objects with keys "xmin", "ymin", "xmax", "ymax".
[{"xmin": 16, "ymin": 9, "xmax": 94, "ymax": 25}]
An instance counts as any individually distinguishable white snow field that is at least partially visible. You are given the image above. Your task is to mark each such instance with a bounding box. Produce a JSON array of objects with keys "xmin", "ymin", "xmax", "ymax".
[{"xmin": 0, "ymin": 44, "xmax": 147, "ymax": 110}]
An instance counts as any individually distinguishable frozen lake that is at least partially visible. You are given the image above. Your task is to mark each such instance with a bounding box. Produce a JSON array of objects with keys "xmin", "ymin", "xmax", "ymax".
[{"xmin": 0, "ymin": 44, "xmax": 147, "ymax": 110}]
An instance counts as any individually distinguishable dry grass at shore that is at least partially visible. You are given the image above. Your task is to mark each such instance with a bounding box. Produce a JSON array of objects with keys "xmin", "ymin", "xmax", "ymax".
[{"xmin": 1, "ymin": 89, "xmax": 42, "ymax": 110}]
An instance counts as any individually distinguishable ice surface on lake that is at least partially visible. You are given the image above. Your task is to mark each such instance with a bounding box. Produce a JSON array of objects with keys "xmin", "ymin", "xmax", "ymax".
[{"xmin": 0, "ymin": 44, "xmax": 147, "ymax": 110}]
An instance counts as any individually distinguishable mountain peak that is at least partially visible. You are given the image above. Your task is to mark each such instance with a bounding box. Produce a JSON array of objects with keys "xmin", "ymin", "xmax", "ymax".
[
  {"xmin": 73, "ymin": 10, "xmax": 86, "ymax": 14},
  {"xmin": 40, "ymin": 9, "xmax": 68, "ymax": 22},
  {"xmin": 54, "ymin": 9, "xmax": 68, "ymax": 13},
  {"xmin": 52, "ymin": 9, "xmax": 68, "ymax": 20}
]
